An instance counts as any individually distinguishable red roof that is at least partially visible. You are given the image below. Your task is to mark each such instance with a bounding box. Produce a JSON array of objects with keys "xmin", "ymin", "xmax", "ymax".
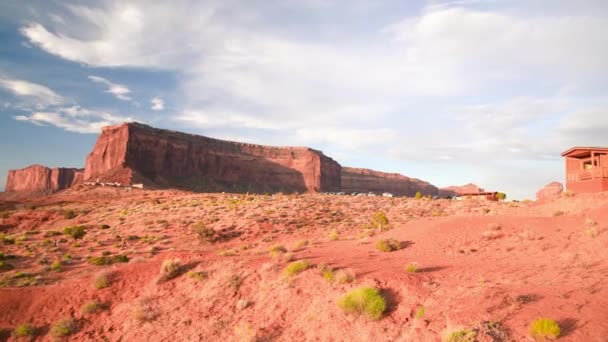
[{"xmin": 561, "ymin": 147, "xmax": 608, "ymax": 157}]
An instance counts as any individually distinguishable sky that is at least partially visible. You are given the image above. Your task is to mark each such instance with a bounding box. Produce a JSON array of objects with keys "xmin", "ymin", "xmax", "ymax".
[{"xmin": 1, "ymin": 0, "xmax": 608, "ymax": 199}]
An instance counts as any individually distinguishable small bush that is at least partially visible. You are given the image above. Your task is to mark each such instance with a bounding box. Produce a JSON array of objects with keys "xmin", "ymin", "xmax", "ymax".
[
  {"xmin": 335, "ymin": 269, "xmax": 355, "ymax": 284},
  {"xmin": 375, "ymin": 238, "xmax": 401, "ymax": 252},
  {"xmin": 529, "ymin": 318, "xmax": 560, "ymax": 340},
  {"xmin": 134, "ymin": 300, "xmax": 158, "ymax": 323},
  {"xmin": 63, "ymin": 226, "xmax": 86, "ymax": 240},
  {"xmin": 370, "ymin": 212, "xmax": 389, "ymax": 231},
  {"xmin": 322, "ymin": 268, "xmax": 334, "ymax": 282},
  {"xmin": 328, "ymin": 229, "xmax": 340, "ymax": 241},
  {"xmin": 415, "ymin": 306, "xmax": 425, "ymax": 319},
  {"xmin": 159, "ymin": 259, "xmax": 182, "ymax": 282},
  {"xmin": 268, "ymin": 245, "xmax": 287, "ymax": 258},
  {"xmin": 444, "ymin": 329, "xmax": 477, "ymax": 342},
  {"xmin": 87, "ymin": 255, "xmax": 129, "ymax": 266},
  {"xmin": 187, "ymin": 271, "xmax": 207, "ymax": 281},
  {"xmin": 0, "ymin": 233, "xmax": 15, "ymax": 245},
  {"xmin": 229, "ymin": 274, "xmax": 243, "ymax": 291},
  {"xmin": 192, "ymin": 222, "xmax": 216, "ymax": 242},
  {"xmin": 50, "ymin": 260, "xmax": 62, "ymax": 272},
  {"xmin": 337, "ymin": 287, "xmax": 386, "ymax": 320},
  {"xmin": 94, "ymin": 272, "xmax": 111, "ymax": 289},
  {"xmin": 405, "ymin": 263, "xmax": 419, "ymax": 273},
  {"xmin": 292, "ymin": 239, "xmax": 309, "ymax": 250},
  {"xmin": 12, "ymin": 324, "xmax": 34, "ymax": 337},
  {"xmin": 415, "ymin": 192, "xmax": 422, "ymax": 199},
  {"xmin": 283, "ymin": 260, "xmax": 311, "ymax": 277},
  {"xmin": 63, "ymin": 209, "xmax": 77, "ymax": 219},
  {"xmin": 50, "ymin": 318, "xmax": 77, "ymax": 337},
  {"xmin": 82, "ymin": 301, "xmax": 104, "ymax": 314},
  {"xmin": 496, "ymin": 192, "xmax": 507, "ymax": 200}
]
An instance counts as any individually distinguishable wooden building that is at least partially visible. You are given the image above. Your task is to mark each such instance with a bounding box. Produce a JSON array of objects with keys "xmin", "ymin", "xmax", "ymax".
[{"xmin": 561, "ymin": 147, "xmax": 608, "ymax": 193}]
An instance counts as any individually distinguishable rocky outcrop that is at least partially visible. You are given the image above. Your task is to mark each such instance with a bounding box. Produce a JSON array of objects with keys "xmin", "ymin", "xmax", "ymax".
[
  {"xmin": 5, "ymin": 164, "xmax": 82, "ymax": 194},
  {"xmin": 340, "ymin": 167, "xmax": 438, "ymax": 196},
  {"xmin": 439, "ymin": 183, "xmax": 485, "ymax": 197},
  {"xmin": 84, "ymin": 122, "xmax": 342, "ymax": 193},
  {"xmin": 536, "ymin": 181, "xmax": 563, "ymax": 201}
]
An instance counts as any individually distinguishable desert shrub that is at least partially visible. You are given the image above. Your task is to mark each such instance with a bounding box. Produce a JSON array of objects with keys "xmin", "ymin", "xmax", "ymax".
[
  {"xmin": 322, "ymin": 268, "xmax": 334, "ymax": 282},
  {"xmin": 50, "ymin": 318, "xmax": 77, "ymax": 337},
  {"xmin": 415, "ymin": 192, "xmax": 422, "ymax": 199},
  {"xmin": 87, "ymin": 255, "xmax": 129, "ymax": 266},
  {"xmin": 376, "ymin": 238, "xmax": 401, "ymax": 252},
  {"xmin": 328, "ymin": 229, "xmax": 340, "ymax": 241},
  {"xmin": 50, "ymin": 260, "xmax": 62, "ymax": 272},
  {"xmin": 405, "ymin": 263, "xmax": 419, "ymax": 273},
  {"xmin": 82, "ymin": 301, "xmax": 104, "ymax": 314},
  {"xmin": 283, "ymin": 260, "xmax": 311, "ymax": 277},
  {"xmin": 134, "ymin": 300, "xmax": 158, "ymax": 323},
  {"xmin": 228, "ymin": 274, "xmax": 243, "ymax": 291},
  {"xmin": 370, "ymin": 212, "xmax": 389, "ymax": 231},
  {"xmin": 93, "ymin": 272, "xmax": 111, "ymax": 289},
  {"xmin": 496, "ymin": 192, "xmax": 507, "ymax": 200},
  {"xmin": 63, "ymin": 226, "xmax": 86, "ymax": 240},
  {"xmin": 44, "ymin": 230, "xmax": 62, "ymax": 238},
  {"xmin": 552, "ymin": 210, "xmax": 564, "ymax": 217},
  {"xmin": 159, "ymin": 259, "xmax": 182, "ymax": 282},
  {"xmin": 415, "ymin": 306, "xmax": 425, "ymax": 319},
  {"xmin": 187, "ymin": 271, "xmax": 207, "ymax": 281},
  {"xmin": 444, "ymin": 329, "xmax": 477, "ymax": 342},
  {"xmin": 62, "ymin": 209, "xmax": 77, "ymax": 219},
  {"xmin": 478, "ymin": 321, "xmax": 509, "ymax": 341},
  {"xmin": 12, "ymin": 324, "xmax": 34, "ymax": 338},
  {"xmin": 292, "ymin": 239, "xmax": 309, "ymax": 250},
  {"xmin": 335, "ymin": 269, "xmax": 355, "ymax": 284},
  {"xmin": 529, "ymin": 318, "xmax": 560, "ymax": 340},
  {"xmin": 268, "ymin": 244, "xmax": 287, "ymax": 258},
  {"xmin": 192, "ymin": 222, "xmax": 216, "ymax": 242},
  {"xmin": 0, "ymin": 233, "xmax": 15, "ymax": 245},
  {"xmin": 337, "ymin": 287, "xmax": 386, "ymax": 320}
]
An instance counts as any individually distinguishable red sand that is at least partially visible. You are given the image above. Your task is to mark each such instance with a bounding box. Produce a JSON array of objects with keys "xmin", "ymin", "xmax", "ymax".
[{"xmin": 0, "ymin": 187, "xmax": 607, "ymax": 341}]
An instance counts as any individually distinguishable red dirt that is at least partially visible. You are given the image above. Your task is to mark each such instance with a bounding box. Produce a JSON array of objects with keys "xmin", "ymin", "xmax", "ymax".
[{"xmin": 0, "ymin": 188, "xmax": 606, "ymax": 341}]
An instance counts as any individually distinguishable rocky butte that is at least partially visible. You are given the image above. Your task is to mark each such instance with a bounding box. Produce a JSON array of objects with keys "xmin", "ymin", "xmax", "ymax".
[
  {"xmin": 4, "ymin": 164, "xmax": 83, "ymax": 195},
  {"xmin": 84, "ymin": 122, "xmax": 342, "ymax": 193},
  {"xmin": 341, "ymin": 167, "xmax": 438, "ymax": 196}
]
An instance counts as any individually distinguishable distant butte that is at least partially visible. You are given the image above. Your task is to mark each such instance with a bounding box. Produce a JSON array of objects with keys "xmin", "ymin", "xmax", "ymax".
[{"xmin": 4, "ymin": 122, "xmax": 447, "ymax": 196}]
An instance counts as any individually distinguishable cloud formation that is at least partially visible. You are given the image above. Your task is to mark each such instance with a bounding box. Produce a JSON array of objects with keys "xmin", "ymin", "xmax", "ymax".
[
  {"xmin": 88, "ymin": 75, "xmax": 131, "ymax": 101},
  {"xmin": 14, "ymin": 105, "xmax": 133, "ymax": 133},
  {"xmin": 0, "ymin": 77, "xmax": 63, "ymax": 105},
  {"xmin": 150, "ymin": 97, "xmax": 164, "ymax": 111}
]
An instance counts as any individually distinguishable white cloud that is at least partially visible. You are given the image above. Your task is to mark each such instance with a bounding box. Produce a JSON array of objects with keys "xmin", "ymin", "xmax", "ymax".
[
  {"xmin": 88, "ymin": 75, "xmax": 131, "ymax": 101},
  {"xmin": 13, "ymin": 105, "xmax": 133, "ymax": 133},
  {"xmin": 150, "ymin": 97, "xmax": 164, "ymax": 111},
  {"xmin": 0, "ymin": 77, "xmax": 63, "ymax": 105}
]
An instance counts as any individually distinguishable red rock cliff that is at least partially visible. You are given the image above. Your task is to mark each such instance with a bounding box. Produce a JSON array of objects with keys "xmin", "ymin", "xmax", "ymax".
[
  {"xmin": 439, "ymin": 183, "xmax": 485, "ymax": 197},
  {"xmin": 340, "ymin": 167, "xmax": 438, "ymax": 196},
  {"xmin": 84, "ymin": 123, "xmax": 342, "ymax": 193},
  {"xmin": 5, "ymin": 164, "xmax": 82, "ymax": 194}
]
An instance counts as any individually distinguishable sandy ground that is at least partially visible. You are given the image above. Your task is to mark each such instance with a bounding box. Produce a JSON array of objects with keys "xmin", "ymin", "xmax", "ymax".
[{"xmin": 0, "ymin": 186, "xmax": 607, "ymax": 341}]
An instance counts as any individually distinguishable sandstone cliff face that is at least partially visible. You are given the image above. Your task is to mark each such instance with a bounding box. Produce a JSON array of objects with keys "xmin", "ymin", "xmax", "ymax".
[
  {"xmin": 340, "ymin": 167, "xmax": 438, "ymax": 196},
  {"xmin": 84, "ymin": 123, "xmax": 342, "ymax": 193},
  {"xmin": 439, "ymin": 183, "xmax": 485, "ymax": 197},
  {"xmin": 5, "ymin": 164, "xmax": 82, "ymax": 194},
  {"xmin": 536, "ymin": 181, "xmax": 563, "ymax": 201}
]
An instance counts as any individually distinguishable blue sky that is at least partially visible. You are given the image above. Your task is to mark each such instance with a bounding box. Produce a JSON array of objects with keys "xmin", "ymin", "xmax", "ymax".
[{"xmin": 1, "ymin": 0, "xmax": 608, "ymax": 199}]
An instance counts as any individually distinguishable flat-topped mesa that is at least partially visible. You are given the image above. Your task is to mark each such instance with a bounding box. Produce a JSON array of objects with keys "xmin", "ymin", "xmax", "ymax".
[
  {"xmin": 340, "ymin": 167, "xmax": 438, "ymax": 196},
  {"xmin": 439, "ymin": 183, "xmax": 485, "ymax": 197},
  {"xmin": 84, "ymin": 122, "xmax": 341, "ymax": 193},
  {"xmin": 5, "ymin": 164, "xmax": 83, "ymax": 194}
]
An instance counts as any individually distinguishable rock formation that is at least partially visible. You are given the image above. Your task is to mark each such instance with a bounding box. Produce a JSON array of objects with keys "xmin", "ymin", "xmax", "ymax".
[
  {"xmin": 536, "ymin": 181, "xmax": 563, "ymax": 201},
  {"xmin": 340, "ymin": 167, "xmax": 438, "ymax": 196},
  {"xmin": 84, "ymin": 122, "xmax": 342, "ymax": 193},
  {"xmin": 438, "ymin": 183, "xmax": 486, "ymax": 197},
  {"xmin": 4, "ymin": 164, "xmax": 82, "ymax": 194}
]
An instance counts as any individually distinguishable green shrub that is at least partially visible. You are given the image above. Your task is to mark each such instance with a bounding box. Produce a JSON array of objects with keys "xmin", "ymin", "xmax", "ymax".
[
  {"xmin": 370, "ymin": 212, "xmax": 389, "ymax": 231},
  {"xmin": 159, "ymin": 259, "xmax": 182, "ymax": 282},
  {"xmin": 62, "ymin": 209, "xmax": 77, "ymax": 219},
  {"xmin": 87, "ymin": 255, "xmax": 129, "ymax": 266},
  {"xmin": 283, "ymin": 260, "xmax": 311, "ymax": 277},
  {"xmin": 529, "ymin": 318, "xmax": 560, "ymax": 340},
  {"xmin": 496, "ymin": 192, "xmax": 507, "ymax": 200},
  {"xmin": 82, "ymin": 301, "xmax": 103, "ymax": 314},
  {"xmin": 50, "ymin": 318, "xmax": 77, "ymax": 337},
  {"xmin": 322, "ymin": 268, "xmax": 335, "ymax": 282},
  {"xmin": 93, "ymin": 272, "xmax": 111, "ymax": 289},
  {"xmin": 337, "ymin": 287, "xmax": 386, "ymax": 320},
  {"xmin": 192, "ymin": 222, "xmax": 216, "ymax": 242},
  {"xmin": 187, "ymin": 271, "xmax": 207, "ymax": 281},
  {"xmin": 415, "ymin": 306, "xmax": 425, "ymax": 319},
  {"xmin": 415, "ymin": 192, "xmax": 422, "ymax": 199},
  {"xmin": 376, "ymin": 238, "xmax": 401, "ymax": 252},
  {"xmin": 63, "ymin": 226, "xmax": 86, "ymax": 240},
  {"xmin": 0, "ymin": 233, "xmax": 15, "ymax": 245},
  {"xmin": 405, "ymin": 263, "xmax": 419, "ymax": 273},
  {"xmin": 268, "ymin": 244, "xmax": 287, "ymax": 258},
  {"xmin": 12, "ymin": 324, "xmax": 34, "ymax": 337},
  {"xmin": 50, "ymin": 260, "xmax": 62, "ymax": 272},
  {"xmin": 444, "ymin": 329, "xmax": 477, "ymax": 342}
]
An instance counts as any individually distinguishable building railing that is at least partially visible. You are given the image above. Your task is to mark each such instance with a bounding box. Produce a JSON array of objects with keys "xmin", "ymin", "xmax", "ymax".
[{"xmin": 567, "ymin": 167, "xmax": 608, "ymax": 181}]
